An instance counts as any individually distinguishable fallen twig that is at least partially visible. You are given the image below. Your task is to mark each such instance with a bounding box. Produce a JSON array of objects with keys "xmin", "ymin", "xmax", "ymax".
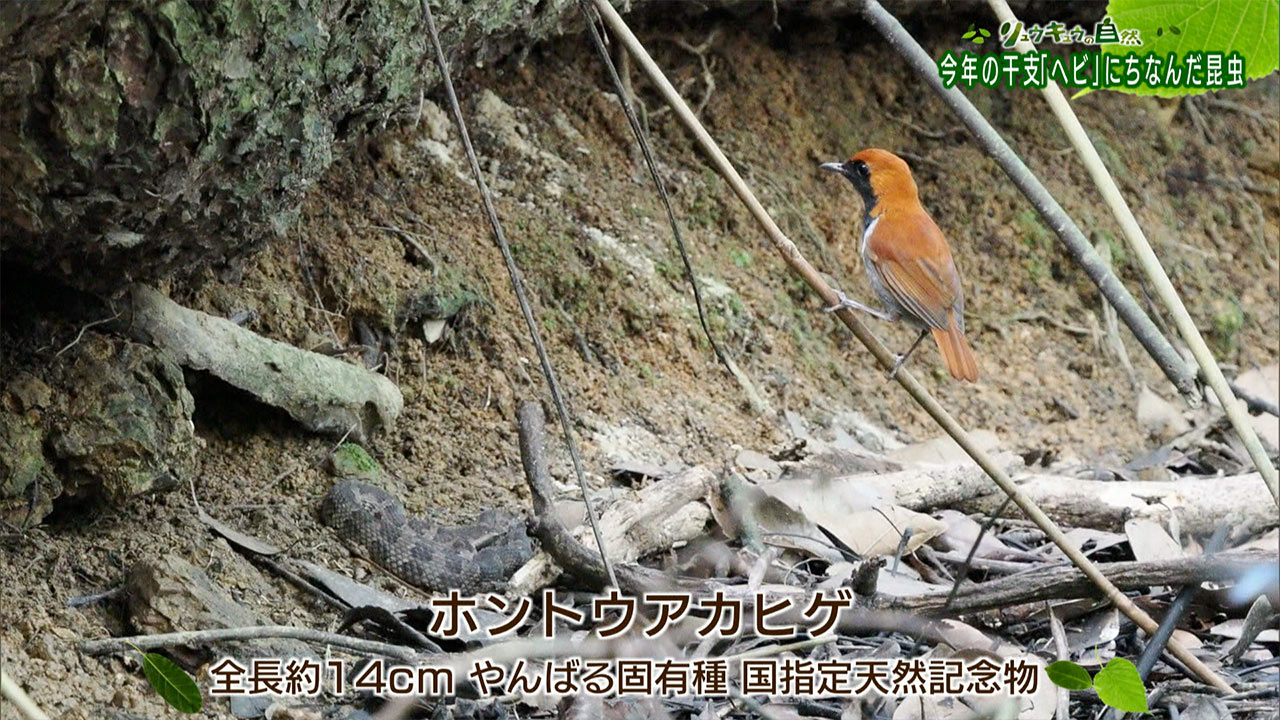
[
  {"xmin": 65, "ymin": 586, "xmax": 124, "ymax": 608},
  {"xmin": 516, "ymin": 400, "xmax": 706, "ymax": 595},
  {"xmin": 1225, "ymin": 595, "xmax": 1279, "ymax": 664},
  {"xmin": 879, "ymin": 549, "xmax": 1274, "ymax": 615},
  {"xmin": 882, "ymin": 110, "xmax": 966, "ymax": 141},
  {"xmin": 1008, "ymin": 310, "xmax": 1096, "ymax": 338},
  {"xmin": 1047, "ymin": 605, "xmax": 1070, "ymax": 720},
  {"xmin": 79, "ymin": 626, "xmax": 422, "ymax": 662},
  {"xmin": 959, "ymin": 472, "xmax": 1276, "ymax": 538},
  {"xmin": 1102, "ymin": 526, "xmax": 1231, "ymax": 720},
  {"xmin": 55, "ymin": 309, "xmax": 120, "ymax": 357},
  {"xmin": 1207, "ymin": 98, "xmax": 1275, "ymax": 124},
  {"xmin": 931, "ymin": 547, "xmax": 1035, "ymax": 575}
]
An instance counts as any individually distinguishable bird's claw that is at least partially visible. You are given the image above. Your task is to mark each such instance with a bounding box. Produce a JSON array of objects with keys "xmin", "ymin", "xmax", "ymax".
[
  {"xmin": 824, "ymin": 291, "xmax": 856, "ymax": 314},
  {"xmin": 887, "ymin": 354, "xmax": 907, "ymax": 381}
]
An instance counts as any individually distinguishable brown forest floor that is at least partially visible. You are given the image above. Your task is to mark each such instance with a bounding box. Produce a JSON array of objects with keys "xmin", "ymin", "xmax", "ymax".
[{"xmin": 2, "ymin": 9, "xmax": 1277, "ymax": 719}]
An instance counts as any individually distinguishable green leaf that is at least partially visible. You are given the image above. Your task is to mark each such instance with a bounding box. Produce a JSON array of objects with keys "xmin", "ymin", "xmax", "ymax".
[
  {"xmin": 1045, "ymin": 660, "xmax": 1094, "ymax": 690},
  {"xmin": 1097, "ymin": 0, "xmax": 1280, "ymax": 97},
  {"xmin": 140, "ymin": 653, "xmax": 203, "ymax": 714},
  {"xmin": 1093, "ymin": 657, "xmax": 1149, "ymax": 713},
  {"xmin": 974, "ymin": 37, "xmax": 985, "ymax": 44},
  {"xmin": 980, "ymin": 28, "xmax": 992, "ymax": 37},
  {"xmin": 963, "ymin": 31, "xmax": 976, "ymax": 39}
]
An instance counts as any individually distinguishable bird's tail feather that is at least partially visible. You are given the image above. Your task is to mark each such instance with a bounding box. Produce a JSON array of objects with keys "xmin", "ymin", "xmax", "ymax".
[{"xmin": 931, "ymin": 318, "xmax": 978, "ymax": 382}]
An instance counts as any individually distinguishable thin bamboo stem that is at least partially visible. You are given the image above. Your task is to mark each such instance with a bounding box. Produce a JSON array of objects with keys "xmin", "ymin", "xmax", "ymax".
[{"xmin": 0, "ymin": 671, "xmax": 51, "ymax": 720}]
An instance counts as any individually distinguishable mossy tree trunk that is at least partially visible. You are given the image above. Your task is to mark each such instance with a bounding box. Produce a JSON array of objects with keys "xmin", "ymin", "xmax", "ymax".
[{"xmin": 0, "ymin": 0, "xmax": 585, "ymax": 294}]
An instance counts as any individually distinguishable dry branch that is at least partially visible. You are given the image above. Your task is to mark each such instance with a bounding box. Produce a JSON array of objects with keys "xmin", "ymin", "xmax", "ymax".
[
  {"xmin": 828, "ymin": 456, "xmax": 1026, "ymax": 511},
  {"xmin": 1123, "ymin": 527, "xmax": 1231, "ymax": 715},
  {"xmin": 880, "ymin": 550, "xmax": 1276, "ymax": 615},
  {"xmin": 79, "ymin": 626, "xmax": 422, "ymax": 662},
  {"xmin": 123, "ymin": 284, "xmax": 401, "ymax": 441},
  {"xmin": 510, "ymin": 457, "xmax": 712, "ymax": 594},
  {"xmin": 959, "ymin": 473, "xmax": 1277, "ymax": 539},
  {"xmin": 514, "ymin": 400, "xmax": 710, "ymax": 595}
]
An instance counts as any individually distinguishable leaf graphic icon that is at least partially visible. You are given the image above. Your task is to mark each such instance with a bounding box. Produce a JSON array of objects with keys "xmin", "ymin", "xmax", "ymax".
[
  {"xmin": 1094, "ymin": 658, "xmax": 1148, "ymax": 713},
  {"xmin": 1046, "ymin": 660, "xmax": 1093, "ymax": 691},
  {"xmin": 126, "ymin": 643, "xmax": 203, "ymax": 715}
]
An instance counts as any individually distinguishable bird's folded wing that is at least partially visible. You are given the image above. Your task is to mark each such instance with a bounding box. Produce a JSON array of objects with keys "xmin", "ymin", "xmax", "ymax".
[{"xmin": 877, "ymin": 255, "xmax": 960, "ymax": 330}]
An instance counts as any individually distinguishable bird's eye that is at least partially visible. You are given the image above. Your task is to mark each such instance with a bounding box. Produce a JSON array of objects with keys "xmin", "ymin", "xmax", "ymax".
[{"xmin": 854, "ymin": 162, "xmax": 870, "ymax": 178}]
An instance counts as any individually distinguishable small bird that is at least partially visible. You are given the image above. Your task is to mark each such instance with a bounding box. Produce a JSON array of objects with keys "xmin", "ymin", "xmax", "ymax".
[{"xmin": 821, "ymin": 149, "xmax": 978, "ymax": 382}]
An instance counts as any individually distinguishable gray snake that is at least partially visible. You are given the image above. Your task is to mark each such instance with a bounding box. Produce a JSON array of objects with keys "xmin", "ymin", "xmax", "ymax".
[{"xmin": 319, "ymin": 479, "xmax": 534, "ymax": 594}]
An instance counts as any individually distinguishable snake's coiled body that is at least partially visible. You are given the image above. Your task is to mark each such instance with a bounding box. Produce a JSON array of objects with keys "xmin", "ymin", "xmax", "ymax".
[{"xmin": 320, "ymin": 480, "xmax": 534, "ymax": 593}]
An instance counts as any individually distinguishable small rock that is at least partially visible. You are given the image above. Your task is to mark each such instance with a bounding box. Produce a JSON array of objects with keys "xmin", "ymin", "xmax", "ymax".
[
  {"xmin": 8, "ymin": 372, "xmax": 52, "ymax": 410},
  {"xmin": 2, "ymin": 334, "xmax": 198, "ymax": 519},
  {"xmin": 230, "ymin": 695, "xmax": 273, "ymax": 719},
  {"xmin": 28, "ymin": 633, "xmax": 59, "ymax": 661},
  {"xmin": 110, "ymin": 687, "xmax": 131, "ymax": 708},
  {"xmin": 735, "ymin": 450, "xmax": 781, "ymax": 479},
  {"xmin": 126, "ymin": 553, "xmax": 310, "ymax": 663},
  {"xmin": 1136, "ymin": 385, "xmax": 1191, "ymax": 441},
  {"xmin": 419, "ymin": 99, "xmax": 451, "ymax": 143},
  {"xmin": 48, "ymin": 335, "xmax": 197, "ymax": 502},
  {"xmin": 422, "ymin": 318, "xmax": 447, "ymax": 344},
  {"xmin": 0, "ymin": 398, "xmax": 59, "ymax": 525},
  {"xmin": 473, "ymin": 89, "xmax": 532, "ymax": 158},
  {"xmin": 265, "ymin": 703, "xmax": 321, "ymax": 720}
]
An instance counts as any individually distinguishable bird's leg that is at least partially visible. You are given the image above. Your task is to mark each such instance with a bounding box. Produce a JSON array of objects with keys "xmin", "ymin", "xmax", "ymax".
[
  {"xmin": 824, "ymin": 289, "xmax": 894, "ymax": 321},
  {"xmin": 888, "ymin": 327, "xmax": 930, "ymax": 380}
]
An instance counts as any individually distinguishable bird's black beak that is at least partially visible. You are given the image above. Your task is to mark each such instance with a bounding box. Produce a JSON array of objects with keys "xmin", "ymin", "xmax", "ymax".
[
  {"xmin": 820, "ymin": 161, "xmax": 852, "ymax": 178},
  {"xmin": 821, "ymin": 160, "xmax": 875, "ymax": 205}
]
